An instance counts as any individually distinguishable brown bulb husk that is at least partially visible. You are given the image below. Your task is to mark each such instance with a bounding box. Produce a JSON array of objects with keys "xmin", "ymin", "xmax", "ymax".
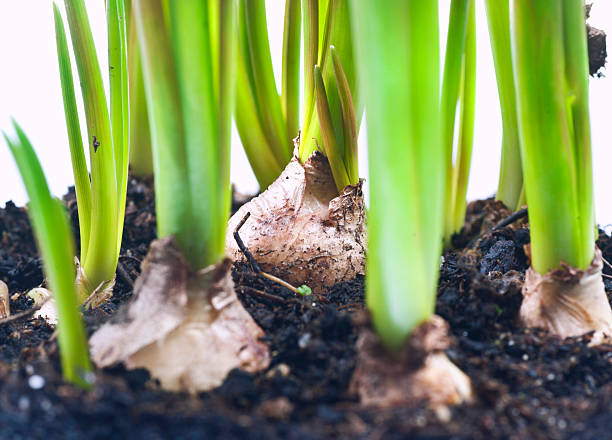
[
  {"xmin": 75, "ymin": 258, "xmax": 114, "ymax": 309},
  {"xmin": 350, "ymin": 315, "xmax": 473, "ymax": 412},
  {"xmin": 90, "ymin": 236, "xmax": 270, "ymax": 393},
  {"xmin": 520, "ymin": 247, "xmax": 612, "ymax": 342},
  {"xmin": 226, "ymin": 152, "xmax": 366, "ymax": 294},
  {"xmin": 0, "ymin": 280, "xmax": 9, "ymax": 319}
]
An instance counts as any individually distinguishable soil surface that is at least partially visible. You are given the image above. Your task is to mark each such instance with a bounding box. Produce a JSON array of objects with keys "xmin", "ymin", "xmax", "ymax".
[
  {"xmin": 587, "ymin": 4, "xmax": 607, "ymax": 77},
  {"xmin": 2, "ymin": 180, "xmax": 612, "ymax": 439}
]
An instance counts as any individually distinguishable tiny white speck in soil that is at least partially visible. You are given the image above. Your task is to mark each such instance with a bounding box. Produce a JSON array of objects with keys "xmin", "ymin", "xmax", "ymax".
[
  {"xmin": 18, "ymin": 396, "xmax": 30, "ymax": 411},
  {"xmin": 522, "ymin": 354, "xmax": 529, "ymax": 361},
  {"xmin": 28, "ymin": 375, "xmax": 45, "ymax": 390},
  {"xmin": 298, "ymin": 333, "xmax": 311, "ymax": 349}
]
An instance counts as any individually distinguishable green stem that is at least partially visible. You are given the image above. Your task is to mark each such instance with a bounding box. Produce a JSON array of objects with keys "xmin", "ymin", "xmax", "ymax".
[
  {"xmin": 512, "ymin": 0, "xmax": 589, "ymax": 273},
  {"xmin": 133, "ymin": 0, "xmax": 190, "ymax": 249},
  {"xmin": 108, "ymin": 0, "xmax": 130, "ymax": 260},
  {"xmin": 243, "ymin": 0, "xmax": 291, "ymax": 164},
  {"xmin": 64, "ymin": 0, "xmax": 118, "ymax": 288},
  {"xmin": 441, "ymin": 0, "xmax": 470, "ymax": 245},
  {"xmin": 485, "ymin": 0, "xmax": 523, "ymax": 210},
  {"xmin": 300, "ymin": 0, "xmax": 319, "ymax": 163},
  {"xmin": 127, "ymin": 8, "xmax": 154, "ymax": 177},
  {"xmin": 282, "ymin": 0, "xmax": 301, "ymax": 142},
  {"xmin": 450, "ymin": 0, "xmax": 476, "ymax": 235},
  {"xmin": 352, "ymin": 1, "xmax": 442, "ymax": 351},
  {"xmin": 53, "ymin": 4, "xmax": 92, "ymax": 262}
]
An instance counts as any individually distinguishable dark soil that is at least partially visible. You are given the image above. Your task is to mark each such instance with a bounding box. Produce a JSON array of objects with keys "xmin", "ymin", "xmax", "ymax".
[
  {"xmin": 587, "ymin": 4, "xmax": 607, "ymax": 77},
  {"xmin": 2, "ymin": 181, "xmax": 612, "ymax": 439}
]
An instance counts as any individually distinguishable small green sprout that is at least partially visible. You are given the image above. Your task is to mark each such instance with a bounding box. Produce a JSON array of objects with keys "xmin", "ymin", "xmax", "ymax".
[{"xmin": 297, "ymin": 285, "xmax": 312, "ymax": 296}]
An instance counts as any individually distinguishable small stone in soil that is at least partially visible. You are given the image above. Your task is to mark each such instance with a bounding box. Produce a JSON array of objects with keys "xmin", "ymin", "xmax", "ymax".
[{"xmin": 28, "ymin": 374, "xmax": 45, "ymax": 389}]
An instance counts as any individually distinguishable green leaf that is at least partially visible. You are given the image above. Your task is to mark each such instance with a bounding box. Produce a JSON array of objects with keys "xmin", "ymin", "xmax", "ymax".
[
  {"xmin": 330, "ymin": 46, "xmax": 358, "ymax": 185},
  {"xmin": 449, "ymin": 0, "xmax": 476, "ymax": 235},
  {"xmin": 53, "ymin": 3, "xmax": 92, "ymax": 262},
  {"xmin": 4, "ymin": 121, "xmax": 92, "ymax": 388},
  {"xmin": 485, "ymin": 0, "xmax": 522, "ymax": 209},
  {"xmin": 235, "ymin": 53, "xmax": 284, "ymax": 188},
  {"xmin": 300, "ymin": 0, "xmax": 358, "ymax": 166},
  {"xmin": 64, "ymin": 0, "xmax": 118, "ymax": 289},
  {"xmin": 107, "ymin": 0, "xmax": 130, "ymax": 260},
  {"xmin": 132, "ymin": 0, "xmax": 189, "ymax": 246},
  {"xmin": 442, "ymin": 0, "xmax": 477, "ymax": 243},
  {"xmin": 300, "ymin": 0, "xmax": 319, "ymax": 162},
  {"xmin": 511, "ymin": 0, "xmax": 591, "ymax": 272},
  {"xmin": 314, "ymin": 64, "xmax": 350, "ymax": 191},
  {"xmin": 297, "ymin": 285, "xmax": 312, "ymax": 296},
  {"xmin": 282, "ymin": 0, "xmax": 301, "ymax": 142},
  {"xmin": 134, "ymin": 0, "xmax": 237, "ymax": 270},
  {"xmin": 127, "ymin": 7, "xmax": 154, "ymax": 177},
  {"xmin": 242, "ymin": 0, "xmax": 290, "ymax": 164}
]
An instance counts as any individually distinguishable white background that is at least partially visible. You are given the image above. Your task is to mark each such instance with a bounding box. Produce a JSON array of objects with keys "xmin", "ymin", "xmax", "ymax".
[{"xmin": 1, "ymin": 2, "xmax": 611, "ymax": 224}]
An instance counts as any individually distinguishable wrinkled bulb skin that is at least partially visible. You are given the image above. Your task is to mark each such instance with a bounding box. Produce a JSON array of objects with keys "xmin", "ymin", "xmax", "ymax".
[
  {"xmin": 350, "ymin": 316, "xmax": 473, "ymax": 409},
  {"xmin": 226, "ymin": 152, "xmax": 366, "ymax": 294},
  {"xmin": 520, "ymin": 247, "xmax": 612, "ymax": 342},
  {"xmin": 90, "ymin": 237, "xmax": 270, "ymax": 392}
]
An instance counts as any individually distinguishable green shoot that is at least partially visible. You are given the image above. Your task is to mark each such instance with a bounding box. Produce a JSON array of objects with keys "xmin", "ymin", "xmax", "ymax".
[
  {"xmin": 351, "ymin": 1, "xmax": 443, "ymax": 350},
  {"xmin": 235, "ymin": 0, "xmax": 293, "ymax": 188},
  {"xmin": 485, "ymin": 0, "xmax": 523, "ymax": 210},
  {"xmin": 298, "ymin": 0, "xmax": 360, "ymax": 169},
  {"xmin": 54, "ymin": 4, "xmax": 91, "ymax": 262},
  {"xmin": 235, "ymin": 0, "xmax": 359, "ymax": 192},
  {"xmin": 441, "ymin": 0, "xmax": 476, "ymax": 244},
  {"xmin": 4, "ymin": 121, "xmax": 92, "ymax": 388},
  {"xmin": 314, "ymin": 46, "xmax": 359, "ymax": 191},
  {"xmin": 512, "ymin": 0, "xmax": 594, "ymax": 273},
  {"xmin": 126, "ymin": 1, "xmax": 153, "ymax": 177},
  {"xmin": 133, "ymin": 0, "xmax": 235, "ymax": 269},
  {"xmin": 283, "ymin": 0, "xmax": 301, "ymax": 150},
  {"xmin": 55, "ymin": 0, "xmax": 129, "ymax": 294},
  {"xmin": 297, "ymin": 285, "xmax": 312, "ymax": 296}
]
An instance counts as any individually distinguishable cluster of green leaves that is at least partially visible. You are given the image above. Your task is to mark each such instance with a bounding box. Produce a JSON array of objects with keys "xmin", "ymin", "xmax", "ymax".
[
  {"xmin": 314, "ymin": 46, "xmax": 358, "ymax": 191},
  {"xmin": 132, "ymin": 0, "xmax": 235, "ymax": 270},
  {"xmin": 301, "ymin": 0, "xmax": 360, "ymax": 190},
  {"xmin": 235, "ymin": 0, "xmax": 298, "ymax": 188},
  {"xmin": 511, "ymin": 0, "xmax": 594, "ymax": 274},
  {"xmin": 354, "ymin": 0, "xmax": 597, "ymax": 351},
  {"xmin": 235, "ymin": 0, "xmax": 359, "ymax": 192},
  {"xmin": 4, "ymin": 122, "xmax": 91, "ymax": 387},
  {"xmin": 54, "ymin": 0, "xmax": 129, "ymax": 294}
]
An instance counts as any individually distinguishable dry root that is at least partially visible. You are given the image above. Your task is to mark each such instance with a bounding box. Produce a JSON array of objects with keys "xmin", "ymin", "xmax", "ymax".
[
  {"xmin": 520, "ymin": 248, "xmax": 612, "ymax": 342},
  {"xmin": 350, "ymin": 315, "xmax": 473, "ymax": 413},
  {"xmin": 226, "ymin": 152, "xmax": 366, "ymax": 294},
  {"xmin": 90, "ymin": 236, "xmax": 270, "ymax": 392}
]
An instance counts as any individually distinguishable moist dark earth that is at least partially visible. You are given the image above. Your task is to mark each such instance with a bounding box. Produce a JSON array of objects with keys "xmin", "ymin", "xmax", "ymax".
[{"xmin": 2, "ymin": 177, "xmax": 612, "ymax": 439}]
